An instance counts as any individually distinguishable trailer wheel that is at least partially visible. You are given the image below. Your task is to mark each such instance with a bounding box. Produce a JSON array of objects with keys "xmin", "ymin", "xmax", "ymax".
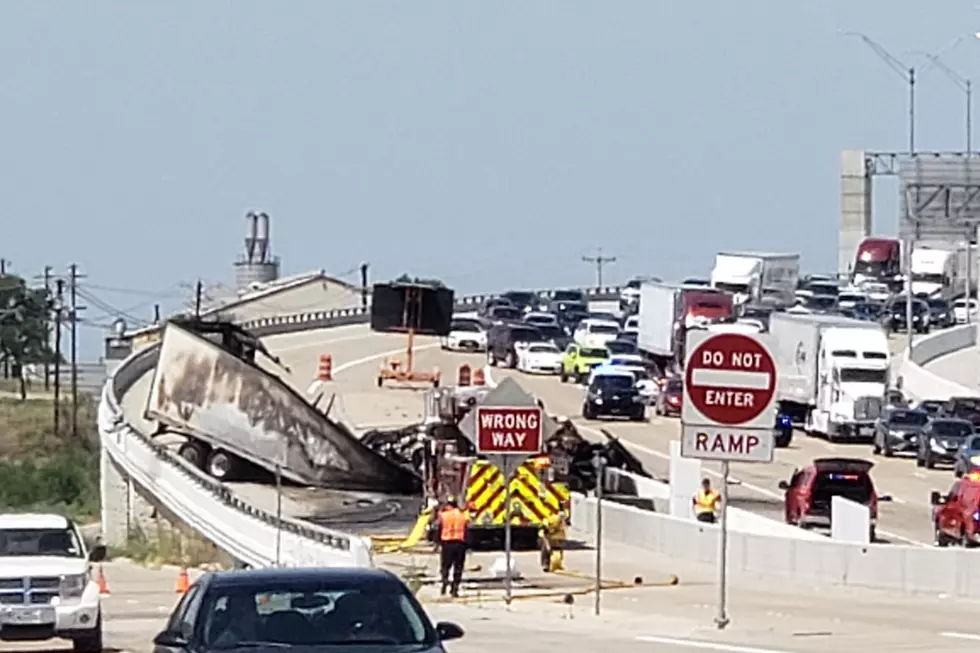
[
  {"xmin": 177, "ymin": 441, "xmax": 210, "ymax": 470},
  {"xmin": 206, "ymin": 449, "xmax": 239, "ymax": 481}
]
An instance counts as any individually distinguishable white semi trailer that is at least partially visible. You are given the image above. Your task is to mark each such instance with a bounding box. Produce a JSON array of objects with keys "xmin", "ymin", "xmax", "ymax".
[{"xmin": 769, "ymin": 312, "xmax": 890, "ymax": 442}]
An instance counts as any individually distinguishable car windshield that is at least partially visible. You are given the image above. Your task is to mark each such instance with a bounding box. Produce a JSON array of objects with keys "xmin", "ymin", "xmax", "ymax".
[
  {"xmin": 888, "ymin": 411, "xmax": 928, "ymax": 426},
  {"xmin": 553, "ymin": 291, "xmax": 584, "ymax": 302},
  {"xmin": 198, "ymin": 580, "xmax": 436, "ymax": 648},
  {"xmin": 539, "ymin": 326, "xmax": 565, "ymax": 339},
  {"xmin": 929, "ymin": 299, "xmax": 949, "ymax": 310},
  {"xmin": 805, "ymin": 295, "xmax": 836, "ymax": 309},
  {"xmin": 528, "ymin": 344, "xmax": 559, "ymax": 353},
  {"xmin": 808, "ymin": 283, "xmax": 838, "ymax": 296},
  {"xmin": 492, "ymin": 307, "xmax": 522, "ymax": 320},
  {"xmin": 0, "ymin": 528, "xmax": 82, "ymax": 558},
  {"xmin": 595, "ymin": 375, "xmax": 634, "ymax": 391},
  {"xmin": 666, "ymin": 379, "xmax": 683, "ymax": 393},
  {"xmin": 953, "ymin": 398, "xmax": 980, "ymax": 412},
  {"xmin": 967, "ymin": 436, "xmax": 980, "ymax": 451},
  {"xmin": 526, "ymin": 315, "xmax": 554, "ymax": 324},
  {"xmin": 588, "ymin": 324, "xmax": 619, "ymax": 335},
  {"xmin": 933, "ymin": 421, "xmax": 973, "ymax": 438},
  {"xmin": 580, "ymin": 348, "xmax": 608, "ymax": 359},
  {"xmin": 838, "ymin": 294, "xmax": 865, "ymax": 303},
  {"xmin": 504, "ymin": 292, "xmax": 535, "ymax": 305},
  {"xmin": 451, "ymin": 321, "xmax": 481, "ymax": 332},
  {"xmin": 891, "ymin": 301, "xmax": 928, "ymax": 314},
  {"xmin": 606, "ymin": 341, "xmax": 636, "ymax": 355}
]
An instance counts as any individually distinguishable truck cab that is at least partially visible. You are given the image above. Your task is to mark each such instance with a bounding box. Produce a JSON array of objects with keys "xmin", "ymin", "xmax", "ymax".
[
  {"xmin": 852, "ymin": 238, "xmax": 901, "ymax": 288},
  {"xmin": 909, "ymin": 247, "xmax": 959, "ymax": 299},
  {"xmin": 931, "ymin": 474, "xmax": 980, "ymax": 547},
  {"xmin": 810, "ymin": 327, "xmax": 889, "ymax": 440}
]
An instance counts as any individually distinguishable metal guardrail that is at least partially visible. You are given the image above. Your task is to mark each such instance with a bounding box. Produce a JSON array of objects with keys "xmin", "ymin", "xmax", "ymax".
[{"xmin": 101, "ymin": 283, "xmax": 625, "ymax": 567}]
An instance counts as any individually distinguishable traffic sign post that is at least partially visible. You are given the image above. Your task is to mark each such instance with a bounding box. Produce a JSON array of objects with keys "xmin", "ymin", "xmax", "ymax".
[
  {"xmin": 475, "ymin": 405, "xmax": 543, "ymax": 606},
  {"xmin": 680, "ymin": 330, "xmax": 779, "ymax": 629}
]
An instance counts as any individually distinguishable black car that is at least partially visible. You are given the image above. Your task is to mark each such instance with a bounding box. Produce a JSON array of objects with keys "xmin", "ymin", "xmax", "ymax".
[
  {"xmin": 555, "ymin": 306, "xmax": 589, "ymax": 334},
  {"xmin": 537, "ymin": 324, "xmax": 571, "ymax": 350},
  {"xmin": 582, "ymin": 372, "xmax": 645, "ymax": 421},
  {"xmin": 927, "ymin": 298, "xmax": 955, "ymax": 329},
  {"xmin": 605, "ymin": 339, "xmax": 638, "ymax": 356},
  {"xmin": 872, "ymin": 407, "xmax": 929, "ymax": 456},
  {"xmin": 551, "ymin": 289, "xmax": 587, "ymax": 304},
  {"xmin": 482, "ymin": 304, "xmax": 523, "ymax": 325},
  {"xmin": 152, "ymin": 567, "xmax": 464, "ymax": 653},
  {"xmin": 882, "ymin": 298, "xmax": 930, "ymax": 334},
  {"xmin": 617, "ymin": 331, "xmax": 638, "ymax": 345},
  {"xmin": 487, "ymin": 323, "xmax": 544, "ymax": 367},
  {"xmin": 476, "ymin": 297, "xmax": 514, "ymax": 318},
  {"xmin": 917, "ymin": 418, "xmax": 974, "ymax": 469},
  {"xmin": 501, "ymin": 290, "xmax": 541, "ymax": 313}
]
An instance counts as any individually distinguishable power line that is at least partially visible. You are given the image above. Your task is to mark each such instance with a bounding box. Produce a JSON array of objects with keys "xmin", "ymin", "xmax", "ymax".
[{"xmin": 581, "ymin": 248, "xmax": 616, "ymax": 288}]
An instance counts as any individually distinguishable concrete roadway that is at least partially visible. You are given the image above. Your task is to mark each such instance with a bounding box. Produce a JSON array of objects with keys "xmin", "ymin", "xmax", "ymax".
[
  {"xmin": 924, "ymin": 346, "xmax": 979, "ymax": 391},
  {"xmin": 256, "ymin": 325, "xmax": 948, "ymax": 545}
]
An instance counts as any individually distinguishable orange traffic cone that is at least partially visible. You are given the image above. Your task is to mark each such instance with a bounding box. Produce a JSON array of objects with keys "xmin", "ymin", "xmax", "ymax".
[
  {"xmin": 96, "ymin": 565, "xmax": 110, "ymax": 595},
  {"xmin": 175, "ymin": 567, "xmax": 190, "ymax": 594},
  {"xmin": 317, "ymin": 354, "xmax": 333, "ymax": 382},
  {"xmin": 472, "ymin": 367, "xmax": 486, "ymax": 386}
]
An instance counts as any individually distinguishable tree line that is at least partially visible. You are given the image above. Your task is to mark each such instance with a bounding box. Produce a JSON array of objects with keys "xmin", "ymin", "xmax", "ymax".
[{"xmin": 0, "ymin": 272, "xmax": 57, "ymax": 398}]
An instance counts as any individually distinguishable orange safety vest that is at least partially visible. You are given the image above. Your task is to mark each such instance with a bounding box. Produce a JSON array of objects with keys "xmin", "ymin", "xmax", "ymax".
[
  {"xmin": 694, "ymin": 489, "xmax": 720, "ymax": 515},
  {"xmin": 439, "ymin": 508, "xmax": 469, "ymax": 542}
]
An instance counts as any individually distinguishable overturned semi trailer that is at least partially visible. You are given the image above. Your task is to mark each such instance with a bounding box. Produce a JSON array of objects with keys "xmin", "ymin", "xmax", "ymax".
[{"xmin": 143, "ymin": 319, "xmax": 421, "ymax": 494}]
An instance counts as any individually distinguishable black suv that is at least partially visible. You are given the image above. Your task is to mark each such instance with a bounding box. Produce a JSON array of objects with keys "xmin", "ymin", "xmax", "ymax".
[
  {"xmin": 582, "ymin": 372, "xmax": 645, "ymax": 421},
  {"xmin": 882, "ymin": 298, "xmax": 930, "ymax": 334},
  {"xmin": 487, "ymin": 323, "xmax": 545, "ymax": 368}
]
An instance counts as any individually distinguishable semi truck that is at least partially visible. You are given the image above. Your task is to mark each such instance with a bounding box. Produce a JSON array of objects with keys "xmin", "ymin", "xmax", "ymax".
[
  {"xmin": 909, "ymin": 246, "xmax": 961, "ymax": 299},
  {"xmin": 637, "ymin": 282, "xmax": 733, "ymax": 363},
  {"xmin": 709, "ymin": 252, "xmax": 800, "ymax": 307},
  {"xmin": 851, "ymin": 238, "xmax": 901, "ymax": 288},
  {"xmin": 770, "ymin": 312, "xmax": 890, "ymax": 442}
]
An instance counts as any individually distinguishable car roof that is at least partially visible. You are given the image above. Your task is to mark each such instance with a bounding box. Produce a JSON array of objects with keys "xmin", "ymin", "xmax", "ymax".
[
  {"xmin": 207, "ymin": 567, "xmax": 400, "ymax": 589},
  {"xmin": 592, "ymin": 367, "xmax": 634, "ymax": 377},
  {"xmin": 810, "ymin": 457, "xmax": 874, "ymax": 474},
  {"xmin": 580, "ymin": 318, "xmax": 619, "ymax": 327},
  {"xmin": 0, "ymin": 514, "xmax": 70, "ymax": 530}
]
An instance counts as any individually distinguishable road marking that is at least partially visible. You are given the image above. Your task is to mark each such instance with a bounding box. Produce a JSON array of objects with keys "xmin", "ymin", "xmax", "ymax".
[
  {"xmin": 334, "ymin": 343, "xmax": 441, "ymax": 375},
  {"xmin": 635, "ymin": 635, "xmax": 794, "ymax": 653},
  {"xmin": 940, "ymin": 631, "xmax": 980, "ymax": 641}
]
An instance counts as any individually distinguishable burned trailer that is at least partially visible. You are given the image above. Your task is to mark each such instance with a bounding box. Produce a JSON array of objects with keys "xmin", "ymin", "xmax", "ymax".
[{"xmin": 143, "ymin": 319, "xmax": 420, "ymax": 493}]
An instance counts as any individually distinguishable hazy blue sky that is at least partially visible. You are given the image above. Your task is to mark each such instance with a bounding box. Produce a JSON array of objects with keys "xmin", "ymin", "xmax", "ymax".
[{"xmin": 3, "ymin": 1, "xmax": 980, "ymax": 355}]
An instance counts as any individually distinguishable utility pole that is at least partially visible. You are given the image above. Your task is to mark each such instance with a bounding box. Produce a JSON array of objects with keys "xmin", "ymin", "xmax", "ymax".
[
  {"xmin": 153, "ymin": 304, "xmax": 161, "ymax": 323},
  {"xmin": 0, "ymin": 259, "xmax": 7, "ymax": 275},
  {"xmin": 53, "ymin": 279, "xmax": 64, "ymax": 437},
  {"xmin": 41, "ymin": 266, "xmax": 52, "ymax": 390},
  {"xmin": 68, "ymin": 264, "xmax": 85, "ymax": 440},
  {"xmin": 194, "ymin": 280, "xmax": 203, "ymax": 318},
  {"xmin": 360, "ymin": 263, "xmax": 370, "ymax": 309},
  {"xmin": 582, "ymin": 249, "xmax": 616, "ymax": 288}
]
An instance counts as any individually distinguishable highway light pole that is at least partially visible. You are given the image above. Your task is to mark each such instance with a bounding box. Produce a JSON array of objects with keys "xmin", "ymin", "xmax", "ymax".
[
  {"xmin": 911, "ymin": 38, "xmax": 978, "ymax": 154},
  {"xmin": 582, "ymin": 249, "xmax": 616, "ymax": 288},
  {"xmin": 843, "ymin": 31, "xmax": 916, "ymax": 155}
]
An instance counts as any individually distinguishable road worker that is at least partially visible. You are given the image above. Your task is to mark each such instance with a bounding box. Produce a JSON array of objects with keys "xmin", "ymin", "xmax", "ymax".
[
  {"xmin": 436, "ymin": 496, "xmax": 470, "ymax": 597},
  {"xmin": 693, "ymin": 478, "xmax": 721, "ymax": 523},
  {"xmin": 538, "ymin": 510, "xmax": 568, "ymax": 572}
]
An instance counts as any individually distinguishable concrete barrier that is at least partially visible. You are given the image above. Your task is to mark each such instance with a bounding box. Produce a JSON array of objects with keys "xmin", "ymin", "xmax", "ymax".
[
  {"xmin": 572, "ymin": 493, "xmax": 980, "ymax": 597},
  {"xmin": 898, "ymin": 325, "xmax": 978, "ymax": 400},
  {"xmin": 603, "ymin": 468, "xmax": 822, "ymax": 541}
]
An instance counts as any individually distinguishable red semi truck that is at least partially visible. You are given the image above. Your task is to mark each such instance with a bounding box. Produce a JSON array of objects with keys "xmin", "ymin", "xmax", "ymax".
[{"xmin": 852, "ymin": 238, "xmax": 902, "ymax": 288}]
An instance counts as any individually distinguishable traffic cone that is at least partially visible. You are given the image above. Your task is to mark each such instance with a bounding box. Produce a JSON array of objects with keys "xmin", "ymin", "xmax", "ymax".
[
  {"xmin": 472, "ymin": 368, "xmax": 486, "ymax": 386},
  {"xmin": 96, "ymin": 565, "xmax": 110, "ymax": 595},
  {"xmin": 175, "ymin": 567, "xmax": 190, "ymax": 594},
  {"xmin": 317, "ymin": 354, "xmax": 333, "ymax": 382},
  {"xmin": 457, "ymin": 364, "xmax": 472, "ymax": 387}
]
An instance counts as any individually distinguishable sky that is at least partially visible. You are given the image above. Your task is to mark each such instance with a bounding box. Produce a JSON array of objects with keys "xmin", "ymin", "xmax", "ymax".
[{"xmin": 2, "ymin": 1, "xmax": 980, "ymax": 357}]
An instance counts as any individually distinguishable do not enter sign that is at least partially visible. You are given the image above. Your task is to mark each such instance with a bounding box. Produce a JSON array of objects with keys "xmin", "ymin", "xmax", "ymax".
[{"xmin": 683, "ymin": 331, "xmax": 777, "ymax": 429}]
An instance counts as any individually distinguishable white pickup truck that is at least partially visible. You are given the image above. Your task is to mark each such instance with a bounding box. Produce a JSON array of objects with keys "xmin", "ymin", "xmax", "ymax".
[{"xmin": 0, "ymin": 514, "xmax": 106, "ymax": 652}]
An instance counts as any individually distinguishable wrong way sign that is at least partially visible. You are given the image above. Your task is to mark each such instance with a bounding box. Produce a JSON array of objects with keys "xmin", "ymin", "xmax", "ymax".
[{"xmin": 681, "ymin": 330, "xmax": 778, "ymax": 463}]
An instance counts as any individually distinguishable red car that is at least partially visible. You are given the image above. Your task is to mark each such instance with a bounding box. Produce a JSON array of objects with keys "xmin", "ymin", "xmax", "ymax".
[
  {"xmin": 778, "ymin": 458, "xmax": 889, "ymax": 541},
  {"xmin": 654, "ymin": 378, "xmax": 682, "ymax": 417},
  {"xmin": 931, "ymin": 473, "xmax": 980, "ymax": 547}
]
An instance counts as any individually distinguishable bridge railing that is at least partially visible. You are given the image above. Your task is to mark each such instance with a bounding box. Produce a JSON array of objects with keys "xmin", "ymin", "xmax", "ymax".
[
  {"xmin": 898, "ymin": 324, "xmax": 979, "ymax": 400},
  {"xmin": 99, "ymin": 284, "xmax": 623, "ymax": 568}
]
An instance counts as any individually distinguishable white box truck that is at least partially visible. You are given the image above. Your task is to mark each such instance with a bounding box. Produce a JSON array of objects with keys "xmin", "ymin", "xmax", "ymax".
[
  {"xmin": 710, "ymin": 252, "xmax": 800, "ymax": 307},
  {"xmin": 909, "ymin": 246, "xmax": 961, "ymax": 299},
  {"xmin": 638, "ymin": 282, "xmax": 734, "ymax": 362},
  {"xmin": 769, "ymin": 312, "xmax": 889, "ymax": 442}
]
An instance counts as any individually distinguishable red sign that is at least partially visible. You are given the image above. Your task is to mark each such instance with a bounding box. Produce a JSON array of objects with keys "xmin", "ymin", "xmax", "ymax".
[
  {"xmin": 475, "ymin": 406, "xmax": 543, "ymax": 455},
  {"xmin": 684, "ymin": 333, "xmax": 775, "ymax": 426}
]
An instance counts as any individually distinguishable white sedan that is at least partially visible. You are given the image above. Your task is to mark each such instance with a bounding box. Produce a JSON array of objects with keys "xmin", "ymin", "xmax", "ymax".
[
  {"xmin": 441, "ymin": 319, "xmax": 488, "ymax": 352},
  {"xmin": 517, "ymin": 342, "xmax": 564, "ymax": 375}
]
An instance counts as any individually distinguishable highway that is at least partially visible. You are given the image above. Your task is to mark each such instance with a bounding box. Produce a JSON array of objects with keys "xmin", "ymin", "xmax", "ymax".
[{"xmin": 924, "ymin": 346, "xmax": 979, "ymax": 392}]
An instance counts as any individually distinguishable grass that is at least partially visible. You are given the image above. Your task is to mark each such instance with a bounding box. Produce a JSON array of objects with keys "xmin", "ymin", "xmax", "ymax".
[{"xmin": 0, "ymin": 395, "xmax": 100, "ymax": 521}]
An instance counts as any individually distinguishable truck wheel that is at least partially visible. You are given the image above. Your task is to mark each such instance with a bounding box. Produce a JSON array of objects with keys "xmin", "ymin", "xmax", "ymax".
[
  {"xmin": 487, "ymin": 351, "xmax": 498, "ymax": 367},
  {"xmin": 206, "ymin": 449, "xmax": 239, "ymax": 481},
  {"xmin": 559, "ymin": 369, "xmax": 568, "ymax": 383},
  {"xmin": 505, "ymin": 351, "xmax": 517, "ymax": 368},
  {"xmin": 178, "ymin": 440, "xmax": 209, "ymax": 470},
  {"xmin": 72, "ymin": 615, "xmax": 102, "ymax": 653}
]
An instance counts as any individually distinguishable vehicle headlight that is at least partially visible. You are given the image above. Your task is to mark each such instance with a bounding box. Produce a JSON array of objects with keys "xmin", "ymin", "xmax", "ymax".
[
  {"xmin": 594, "ymin": 398, "xmax": 604, "ymax": 404},
  {"xmin": 60, "ymin": 573, "xmax": 87, "ymax": 599}
]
